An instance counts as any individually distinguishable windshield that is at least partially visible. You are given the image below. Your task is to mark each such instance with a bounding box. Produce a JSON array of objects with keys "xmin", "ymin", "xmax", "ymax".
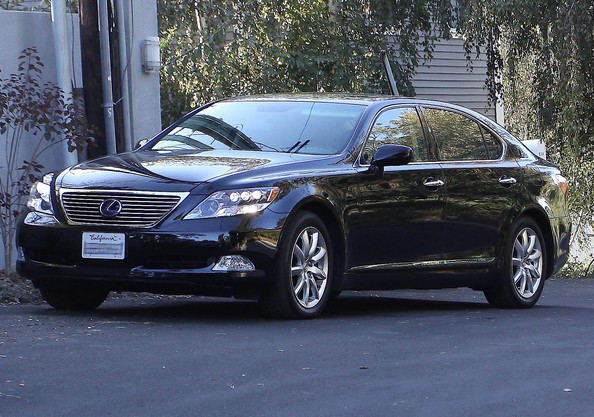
[{"xmin": 150, "ymin": 101, "xmax": 365, "ymax": 155}]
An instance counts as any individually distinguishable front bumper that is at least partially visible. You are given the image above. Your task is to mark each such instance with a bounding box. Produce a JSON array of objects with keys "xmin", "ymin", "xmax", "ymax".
[{"xmin": 16, "ymin": 211, "xmax": 283, "ymax": 298}]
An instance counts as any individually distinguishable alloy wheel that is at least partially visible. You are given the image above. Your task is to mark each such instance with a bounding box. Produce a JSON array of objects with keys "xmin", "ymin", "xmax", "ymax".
[
  {"xmin": 290, "ymin": 226, "xmax": 329, "ymax": 309},
  {"xmin": 511, "ymin": 227, "xmax": 543, "ymax": 299}
]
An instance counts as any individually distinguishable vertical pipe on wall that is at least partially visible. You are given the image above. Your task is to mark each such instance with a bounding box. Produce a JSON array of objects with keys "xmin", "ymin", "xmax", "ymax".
[
  {"xmin": 115, "ymin": 0, "xmax": 133, "ymax": 151},
  {"xmin": 98, "ymin": 0, "xmax": 117, "ymax": 155},
  {"xmin": 50, "ymin": 0, "xmax": 78, "ymax": 165}
]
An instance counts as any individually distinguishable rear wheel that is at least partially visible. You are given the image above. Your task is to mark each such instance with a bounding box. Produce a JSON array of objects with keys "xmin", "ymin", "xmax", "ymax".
[
  {"xmin": 38, "ymin": 283, "xmax": 109, "ymax": 310},
  {"xmin": 260, "ymin": 212, "xmax": 332, "ymax": 319},
  {"xmin": 484, "ymin": 217, "xmax": 546, "ymax": 308}
]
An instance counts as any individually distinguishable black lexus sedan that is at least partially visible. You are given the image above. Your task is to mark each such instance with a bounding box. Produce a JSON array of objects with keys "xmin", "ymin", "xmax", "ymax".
[{"xmin": 17, "ymin": 94, "xmax": 571, "ymax": 318}]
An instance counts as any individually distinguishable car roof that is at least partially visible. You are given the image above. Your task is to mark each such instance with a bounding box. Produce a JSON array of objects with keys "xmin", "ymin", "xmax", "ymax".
[
  {"xmin": 216, "ymin": 93, "xmax": 498, "ymax": 127},
  {"xmin": 218, "ymin": 93, "xmax": 453, "ymax": 107},
  {"xmin": 218, "ymin": 93, "xmax": 489, "ymax": 115}
]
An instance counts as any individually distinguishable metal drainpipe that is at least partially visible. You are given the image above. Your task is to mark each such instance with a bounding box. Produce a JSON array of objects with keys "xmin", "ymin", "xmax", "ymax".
[
  {"xmin": 50, "ymin": 0, "xmax": 78, "ymax": 165},
  {"xmin": 380, "ymin": 50, "xmax": 400, "ymax": 97},
  {"xmin": 98, "ymin": 0, "xmax": 118, "ymax": 155},
  {"xmin": 115, "ymin": 0, "xmax": 133, "ymax": 151}
]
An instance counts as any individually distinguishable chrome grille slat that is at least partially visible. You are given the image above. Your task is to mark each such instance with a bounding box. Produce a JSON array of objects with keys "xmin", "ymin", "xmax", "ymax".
[{"xmin": 60, "ymin": 189, "xmax": 189, "ymax": 228}]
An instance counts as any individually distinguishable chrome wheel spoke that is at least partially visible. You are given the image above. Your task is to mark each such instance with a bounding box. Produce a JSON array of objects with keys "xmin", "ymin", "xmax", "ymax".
[
  {"xmin": 513, "ymin": 269, "xmax": 523, "ymax": 285},
  {"xmin": 520, "ymin": 230, "xmax": 529, "ymax": 250},
  {"xmin": 302, "ymin": 279, "xmax": 311, "ymax": 306},
  {"xmin": 525, "ymin": 264, "xmax": 540, "ymax": 279},
  {"xmin": 526, "ymin": 235, "xmax": 536, "ymax": 254},
  {"xmin": 518, "ymin": 271, "xmax": 527, "ymax": 295},
  {"xmin": 307, "ymin": 265, "xmax": 327, "ymax": 280},
  {"xmin": 294, "ymin": 275, "xmax": 305, "ymax": 295},
  {"xmin": 308, "ymin": 232, "xmax": 319, "ymax": 257},
  {"xmin": 309, "ymin": 277, "xmax": 320, "ymax": 301},
  {"xmin": 514, "ymin": 239, "xmax": 525, "ymax": 259},
  {"xmin": 525, "ymin": 272, "xmax": 535, "ymax": 294},
  {"xmin": 294, "ymin": 245, "xmax": 306, "ymax": 265},
  {"xmin": 311, "ymin": 247, "xmax": 327, "ymax": 262},
  {"xmin": 300, "ymin": 232, "xmax": 311, "ymax": 259},
  {"xmin": 528, "ymin": 249, "xmax": 542, "ymax": 262}
]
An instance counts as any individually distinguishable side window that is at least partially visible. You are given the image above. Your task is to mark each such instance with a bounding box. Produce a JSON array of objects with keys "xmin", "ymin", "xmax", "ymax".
[
  {"xmin": 424, "ymin": 108, "xmax": 493, "ymax": 161},
  {"xmin": 361, "ymin": 107, "xmax": 427, "ymax": 164},
  {"xmin": 481, "ymin": 127, "xmax": 503, "ymax": 159}
]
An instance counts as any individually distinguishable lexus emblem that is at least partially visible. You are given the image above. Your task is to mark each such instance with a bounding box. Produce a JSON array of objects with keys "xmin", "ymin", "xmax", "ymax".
[{"xmin": 99, "ymin": 199, "xmax": 123, "ymax": 217}]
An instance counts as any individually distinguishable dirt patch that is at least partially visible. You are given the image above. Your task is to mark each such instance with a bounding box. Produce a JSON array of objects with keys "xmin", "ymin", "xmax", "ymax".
[
  {"xmin": 0, "ymin": 273, "xmax": 197, "ymax": 305},
  {"xmin": 0, "ymin": 273, "xmax": 43, "ymax": 304}
]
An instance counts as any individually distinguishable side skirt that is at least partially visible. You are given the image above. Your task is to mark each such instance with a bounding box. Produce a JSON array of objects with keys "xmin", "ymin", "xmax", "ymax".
[{"xmin": 341, "ymin": 258, "xmax": 496, "ymax": 291}]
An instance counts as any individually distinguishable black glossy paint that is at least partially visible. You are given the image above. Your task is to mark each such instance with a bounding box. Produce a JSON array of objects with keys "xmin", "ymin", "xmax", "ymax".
[{"xmin": 16, "ymin": 94, "xmax": 571, "ymax": 300}]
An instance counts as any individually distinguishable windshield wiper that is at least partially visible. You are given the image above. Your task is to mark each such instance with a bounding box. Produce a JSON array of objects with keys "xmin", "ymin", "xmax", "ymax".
[
  {"xmin": 285, "ymin": 141, "xmax": 302, "ymax": 153},
  {"xmin": 292, "ymin": 140, "xmax": 310, "ymax": 153},
  {"xmin": 285, "ymin": 139, "xmax": 311, "ymax": 153}
]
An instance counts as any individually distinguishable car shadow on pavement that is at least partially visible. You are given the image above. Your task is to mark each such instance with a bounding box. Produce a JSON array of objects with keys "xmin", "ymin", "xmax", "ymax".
[
  {"xmin": 325, "ymin": 292, "xmax": 491, "ymax": 317},
  {"xmin": 30, "ymin": 290, "xmax": 493, "ymax": 322}
]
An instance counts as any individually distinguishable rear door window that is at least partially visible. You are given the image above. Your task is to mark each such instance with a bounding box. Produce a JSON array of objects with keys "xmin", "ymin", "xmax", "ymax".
[{"xmin": 424, "ymin": 108, "xmax": 502, "ymax": 161}]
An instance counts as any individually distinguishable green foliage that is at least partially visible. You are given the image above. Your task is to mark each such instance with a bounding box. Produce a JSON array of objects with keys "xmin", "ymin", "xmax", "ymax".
[
  {"xmin": 157, "ymin": 0, "xmax": 455, "ymax": 126},
  {"xmin": 0, "ymin": 0, "xmax": 78, "ymax": 12},
  {"xmin": 0, "ymin": 47, "xmax": 95, "ymax": 274},
  {"xmin": 457, "ymin": 0, "xmax": 594, "ymax": 275}
]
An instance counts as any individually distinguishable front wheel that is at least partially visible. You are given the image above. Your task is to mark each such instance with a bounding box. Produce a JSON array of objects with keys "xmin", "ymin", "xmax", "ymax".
[
  {"xmin": 38, "ymin": 283, "xmax": 109, "ymax": 310},
  {"xmin": 484, "ymin": 217, "xmax": 546, "ymax": 308},
  {"xmin": 260, "ymin": 212, "xmax": 333, "ymax": 319}
]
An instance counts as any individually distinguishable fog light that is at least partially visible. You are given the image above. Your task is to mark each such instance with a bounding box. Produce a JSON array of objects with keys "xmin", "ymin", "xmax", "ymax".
[
  {"xmin": 17, "ymin": 246, "xmax": 25, "ymax": 261},
  {"xmin": 212, "ymin": 255, "xmax": 255, "ymax": 271}
]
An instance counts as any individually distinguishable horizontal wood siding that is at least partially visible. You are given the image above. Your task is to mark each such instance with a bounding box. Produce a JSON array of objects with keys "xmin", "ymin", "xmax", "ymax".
[{"xmin": 408, "ymin": 37, "xmax": 496, "ymax": 121}]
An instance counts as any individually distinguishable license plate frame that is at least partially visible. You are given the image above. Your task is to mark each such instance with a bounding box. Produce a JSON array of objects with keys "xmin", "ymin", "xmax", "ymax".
[{"xmin": 82, "ymin": 232, "xmax": 125, "ymax": 260}]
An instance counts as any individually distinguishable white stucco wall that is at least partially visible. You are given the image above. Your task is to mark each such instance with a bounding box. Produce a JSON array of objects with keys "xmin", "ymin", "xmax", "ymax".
[
  {"xmin": 0, "ymin": 8, "xmax": 162, "ymax": 271},
  {"xmin": 0, "ymin": 10, "xmax": 83, "ymax": 170},
  {"xmin": 125, "ymin": 1, "xmax": 162, "ymax": 143}
]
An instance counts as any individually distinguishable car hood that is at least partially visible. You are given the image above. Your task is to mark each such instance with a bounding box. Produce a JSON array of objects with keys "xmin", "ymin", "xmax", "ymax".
[{"xmin": 57, "ymin": 150, "xmax": 326, "ymax": 191}]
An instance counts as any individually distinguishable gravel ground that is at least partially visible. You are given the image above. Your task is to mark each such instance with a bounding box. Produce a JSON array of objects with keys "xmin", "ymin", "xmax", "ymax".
[
  {"xmin": 0, "ymin": 273, "xmax": 198, "ymax": 305},
  {"xmin": 0, "ymin": 274, "xmax": 42, "ymax": 304}
]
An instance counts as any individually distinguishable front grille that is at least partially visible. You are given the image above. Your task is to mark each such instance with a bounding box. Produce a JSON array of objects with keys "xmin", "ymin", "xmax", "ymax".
[{"xmin": 60, "ymin": 190, "xmax": 188, "ymax": 228}]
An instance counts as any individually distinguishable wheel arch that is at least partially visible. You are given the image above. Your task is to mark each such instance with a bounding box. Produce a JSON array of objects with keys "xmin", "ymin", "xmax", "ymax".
[
  {"xmin": 284, "ymin": 197, "xmax": 346, "ymax": 293},
  {"xmin": 518, "ymin": 207, "xmax": 555, "ymax": 279}
]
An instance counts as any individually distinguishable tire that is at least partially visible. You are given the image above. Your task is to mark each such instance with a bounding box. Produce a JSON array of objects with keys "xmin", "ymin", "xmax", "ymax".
[
  {"xmin": 39, "ymin": 283, "xmax": 109, "ymax": 310},
  {"xmin": 484, "ymin": 217, "xmax": 546, "ymax": 308},
  {"xmin": 260, "ymin": 211, "xmax": 333, "ymax": 319}
]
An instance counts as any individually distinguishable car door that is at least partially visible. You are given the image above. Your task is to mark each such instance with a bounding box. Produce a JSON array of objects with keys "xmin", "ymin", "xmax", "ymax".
[
  {"xmin": 347, "ymin": 106, "xmax": 447, "ymax": 271},
  {"xmin": 422, "ymin": 106, "xmax": 522, "ymax": 264}
]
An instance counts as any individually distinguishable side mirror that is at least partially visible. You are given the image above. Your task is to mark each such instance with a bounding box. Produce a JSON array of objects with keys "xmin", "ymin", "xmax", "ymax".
[
  {"xmin": 134, "ymin": 138, "xmax": 150, "ymax": 150},
  {"xmin": 370, "ymin": 144, "xmax": 413, "ymax": 173}
]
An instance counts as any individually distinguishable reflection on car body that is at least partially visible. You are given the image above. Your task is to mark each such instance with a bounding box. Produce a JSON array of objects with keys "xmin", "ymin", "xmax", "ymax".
[{"xmin": 17, "ymin": 94, "xmax": 571, "ymax": 318}]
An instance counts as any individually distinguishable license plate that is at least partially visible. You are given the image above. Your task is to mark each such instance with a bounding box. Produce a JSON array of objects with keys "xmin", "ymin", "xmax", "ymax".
[{"xmin": 82, "ymin": 232, "xmax": 125, "ymax": 260}]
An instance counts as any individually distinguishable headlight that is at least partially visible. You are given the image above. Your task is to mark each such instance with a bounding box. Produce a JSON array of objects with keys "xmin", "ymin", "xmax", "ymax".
[
  {"xmin": 184, "ymin": 187, "xmax": 280, "ymax": 220},
  {"xmin": 26, "ymin": 173, "xmax": 54, "ymax": 215}
]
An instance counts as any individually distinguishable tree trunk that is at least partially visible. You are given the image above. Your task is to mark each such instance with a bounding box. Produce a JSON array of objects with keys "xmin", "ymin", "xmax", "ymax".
[{"xmin": 79, "ymin": 0, "xmax": 107, "ymax": 159}]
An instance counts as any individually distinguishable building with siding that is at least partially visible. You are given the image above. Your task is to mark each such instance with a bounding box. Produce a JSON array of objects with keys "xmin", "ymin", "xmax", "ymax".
[{"xmin": 410, "ymin": 37, "xmax": 499, "ymax": 123}]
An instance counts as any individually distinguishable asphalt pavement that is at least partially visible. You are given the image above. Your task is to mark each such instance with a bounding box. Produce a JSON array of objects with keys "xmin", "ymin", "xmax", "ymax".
[{"xmin": 2, "ymin": 278, "xmax": 594, "ymax": 417}]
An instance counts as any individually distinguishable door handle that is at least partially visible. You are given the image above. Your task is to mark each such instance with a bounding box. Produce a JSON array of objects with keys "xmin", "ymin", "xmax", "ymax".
[
  {"xmin": 499, "ymin": 176, "xmax": 517, "ymax": 186},
  {"xmin": 423, "ymin": 178, "xmax": 445, "ymax": 188}
]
